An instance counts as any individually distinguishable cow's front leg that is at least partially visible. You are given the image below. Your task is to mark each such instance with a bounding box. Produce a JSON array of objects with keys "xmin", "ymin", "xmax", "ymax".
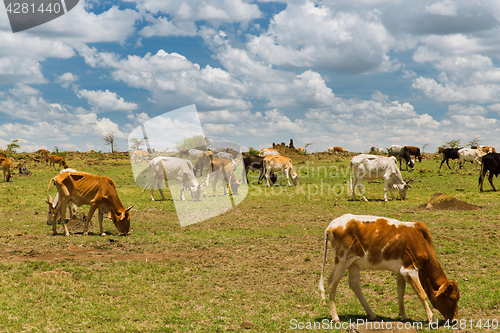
[
  {"xmin": 397, "ymin": 273, "xmax": 409, "ymax": 321},
  {"xmin": 98, "ymin": 210, "xmax": 106, "ymax": 236},
  {"xmin": 84, "ymin": 204, "xmax": 98, "ymax": 236}
]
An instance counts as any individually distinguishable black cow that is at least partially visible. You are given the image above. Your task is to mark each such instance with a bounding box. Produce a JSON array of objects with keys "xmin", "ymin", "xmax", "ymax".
[
  {"xmin": 479, "ymin": 153, "xmax": 500, "ymax": 191},
  {"xmin": 439, "ymin": 148, "xmax": 463, "ymax": 170},
  {"xmin": 242, "ymin": 155, "xmax": 277, "ymax": 185},
  {"xmin": 388, "ymin": 145, "xmax": 414, "ymax": 171}
]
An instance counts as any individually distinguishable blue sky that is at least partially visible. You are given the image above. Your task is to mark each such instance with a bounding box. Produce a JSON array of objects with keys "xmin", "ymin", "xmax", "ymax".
[{"xmin": 1, "ymin": 0, "xmax": 500, "ymax": 154}]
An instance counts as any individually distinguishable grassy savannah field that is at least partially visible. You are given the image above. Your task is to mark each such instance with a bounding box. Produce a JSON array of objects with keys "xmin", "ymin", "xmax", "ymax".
[{"xmin": 0, "ymin": 150, "xmax": 499, "ymax": 332}]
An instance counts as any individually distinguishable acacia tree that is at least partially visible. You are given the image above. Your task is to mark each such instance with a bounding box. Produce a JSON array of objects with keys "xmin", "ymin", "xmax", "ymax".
[
  {"xmin": 176, "ymin": 135, "xmax": 209, "ymax": 151},
  {"xmin": 103, "ymin": 132, "xmax": 117, "ymax": 153},
  {"xmin": 7, "ymin": 139, "xmax": 20, "ymax": 153}
]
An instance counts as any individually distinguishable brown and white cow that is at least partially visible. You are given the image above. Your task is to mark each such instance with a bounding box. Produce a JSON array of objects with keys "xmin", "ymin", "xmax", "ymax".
[
  {"xmin": 205, "ymin": 158, "xmax": 241, "ymax": 196},
  {"xmin": 263, "ymin": 155, "xmax": 299, "ymax": 187},
  {"xmin": 478, "ymin": 145, "xmax": 496, "ymax": 154},
  {"xmin": 0, "ymin": 157, "xmax": 13, "ymax": 182},
  {"xmin": 46, "ymin": 172, "xmax": 133, "ymax": 236},
  {"xmin": 319, "ymin": 214, "xmax": 459, "ymax": 323},
  {"xmin": 130, "ymin": 150, "xmax": 150, "ymax": 163},
  {"xmin": 48, "ymin": 155, "xmax": 68, "ymax": 170},
  {"xmin": 259, "ymin": 148, "xmax": 279, "ymax": 157}
]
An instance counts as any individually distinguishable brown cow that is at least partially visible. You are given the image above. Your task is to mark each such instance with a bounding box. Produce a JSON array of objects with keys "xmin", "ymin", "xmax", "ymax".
[
  {"xmin": 46, "ymin": 172, "xmax": 133, "ymax": 236},
  {"xmin": 48, "ymin": 155, "xmax": 68, "ymax": 170},
  {"xmin": 38, "ymin": 149, "xmax": 49, "ymax": 163},
  {"xmin": 258, "ymin": 148, "xmax": 279, "ymax": 157},
  {"xmin": 263, "ymin": 155, "xmax": 299, "ymax": 187},
  {"xmin": 479, "ymin": 145, "xmax": 496, "ymax": 154},
  {"xmin": 0, "ymin": 157, "xmax": 13, "ymax": 182},
  {"xmin": 205, "ymin": 158, "xmax": 241, "ymax": 196},
  {"xmin": 319, "ymin": 214, "xmax": 459, "ymax": 323},
  {"xmin": 328, "ymin": 146, "xmax": 349, "ymax": 154},
  {"xmin": 193, "ymin": 150, "xmax": 213, "ymax": 176},
  {"xmin": 406, "ymin": 146, "xmax": 422, "ymax": 162}
]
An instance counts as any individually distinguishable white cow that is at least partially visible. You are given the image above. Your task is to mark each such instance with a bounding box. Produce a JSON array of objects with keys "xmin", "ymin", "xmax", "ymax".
[
  {"xmin": 350, "ymin": 154, "xmax": 410, "ymax": 201},
  {"xmin": 215, "ymin": 151, "xmax": 237, "ymax": 170},
  {"xmin": 457, "ymin": 148, "xmax": 487, "ymax": 171},
  {"xmin": 259, "ymin": 148, "xmax": 279, "ymax": 157},
  {"xmin": 141, "ymin": 156, "xmax": 203, "ymax": 201},
  {"xmin": 188, "ymin": 149, "xmax": 204, "ymax": 160},
  {"xmin": 263, "ymin": 155, "xmax": 299, "ymax": 187}
]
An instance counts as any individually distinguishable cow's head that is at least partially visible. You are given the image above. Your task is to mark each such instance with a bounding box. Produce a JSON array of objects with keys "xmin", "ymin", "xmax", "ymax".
[
  {"xmin": 190, "ymin": 184, "xmax": 203, "ymax": 201},
  {"xmin": 393, "ymin": 182, "xmax": 411, "ymax": 200},
  {"xmin": 115, "ymin": 205, "xmax": 133, "ymax": 235},
  {"xmin": 229, "ymin": 177, "xmax": 241, "ymax": 195},
  {"xmin": 433, "ymin": 281, "xmax": 460, "ymax": 321},
  {"xmin": 291, "ymin": 168, "xmax": 299, "ymax": 186},
  {"xmin": 46, "ymin": 197, "xmax": 56, "ymax": 225}
]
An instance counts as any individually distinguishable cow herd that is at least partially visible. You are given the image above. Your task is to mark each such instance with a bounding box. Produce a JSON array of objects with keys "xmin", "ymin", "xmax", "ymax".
[{"xmin": 4, "ymin": 142, "xmax": 500, "ymax": 325}]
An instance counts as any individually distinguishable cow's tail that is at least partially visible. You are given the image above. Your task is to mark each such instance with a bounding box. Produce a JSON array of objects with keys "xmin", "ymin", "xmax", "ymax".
[
  {"xmin": 141, "ymin": 161, "xmax": 153, "ymax": 193},
  {"xmin": 319, "ymin": 230, "xmax": 330, "ymax": 305}
]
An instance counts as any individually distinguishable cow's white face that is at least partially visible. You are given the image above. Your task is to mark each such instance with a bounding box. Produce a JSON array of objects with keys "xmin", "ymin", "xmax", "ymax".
[
  {"xmin": 190, "ymin": 184, "xmax": 202, "ymax": 201},
  {"xmin": 291, "ymin": 172, "xmax": 299, "ymax": 186},
  {"xmin": 394, "ymin": 183, "xmax": 411, "ymax": 199},
  {"xmin": 229, "ymin": 178, "xmax": 241, "ymax": 194}
]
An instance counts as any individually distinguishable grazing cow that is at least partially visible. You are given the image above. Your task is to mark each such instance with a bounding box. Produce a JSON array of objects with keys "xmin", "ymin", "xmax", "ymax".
[
  {"xmin": 350, "ymin": 154, "xmax": 410, "ymax": 201},
  {"xmin": 439, "ymin": 148, "xmax": 463, "ymax": 170},
  {"xmin": 457, "ymin": 148, "xmax": 487, "ymax": 171},
  {"xmin": 48, "ymin": 155, "xmax": 68, "ymax": 170},
  {"xmin": 141, "ymin": 156, "xmax": 203, "ymax": 201},
  {"xmin": 205, "ymin": 158, "xmax": 241, "ymax": 196},
  {"xmin": 297, "ymin": 146, "xmax": 304, "ymax": 153},
  {"xmin": 242, "ymin": 155, "xmax": 277, "ymax": 185},
  {"xmin": 478, "ymin": 145, "xmax": 496, "ymax": 154},
  {"xmin": 387, "ymin": 145, "xmax": 414, "ymax": 171},
  {"xmin": 259, "ymin": 148, "xmax": 279, "ymax": 157},
  {"xmin": 193, "ymin": 151, "xmax": 213, "ymax": 176},
  {"xmin": 0, "ymin": 157, "xmax": 13, "ymax": 182},
  {"xmin": 263, "ymin": 155, "xmax": 299, "ymax": 187},
  {"xmin": 407, "ymin": 146, "xmax": 422, "ymax": 162},
  {"xmin": 319, "ymin": 214, "xmax": 459, "ymax": 323},
  {"xmin": 479, "ymin": 153, "xmax": 500, "ymax": 191},
  {"xmin": 46, "ymin": 172, "xmax": 133, "ymax": 237}
]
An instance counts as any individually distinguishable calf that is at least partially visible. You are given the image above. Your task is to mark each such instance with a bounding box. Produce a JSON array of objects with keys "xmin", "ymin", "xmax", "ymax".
[
  {"xmin": 388, "ymin": 145, "xmax": 414, "ymax": 171},
  {"xmin": 46, "ymin": 172, "xmax": 133, "ymax": 236},
  {"xmin": 350, "ymin": 154, "xmax": 410, "ymax": 201},
  {"xmin": 319, "ymin": 214, "xmax": 459, "ymax": 323},
  {"xmin": 439, "ymin": 148, "xmax": 462, "ymax": 170},
  {"xmin": 0, "ymin": 157, "xmax": 13, "ymax": 182},
  {"xmin": 263, "ymin": 155, "xmax": 299, "ymax": 187},
  {"xmin": 205, "ymin": 158, "xmax": 241, "ymax": 196},
  {"xmin": 48, "ymin": 155, "xmax": 68, "ymax": 170},
  {"xmin": 141, "ymin": 156, "xmax": 203, "ymax": 201},
  {"xmin": 479, "ymin": 153, "xmax": 500, "ymax": 191},
  {"xmin": 38, "ymin": 149, "xmax": 49, "ymax": 163}
]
